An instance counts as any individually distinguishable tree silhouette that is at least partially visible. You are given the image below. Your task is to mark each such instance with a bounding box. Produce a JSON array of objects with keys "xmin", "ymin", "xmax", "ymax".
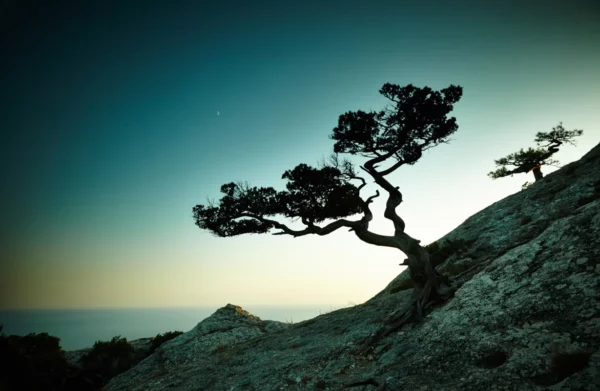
[
  {"xmin": 489, "ymin": 123, "xmax": 583, "ymax": 182},
  {"xmin": 193, "ymin": 83, "xmax": 463, "ymax": 348}
]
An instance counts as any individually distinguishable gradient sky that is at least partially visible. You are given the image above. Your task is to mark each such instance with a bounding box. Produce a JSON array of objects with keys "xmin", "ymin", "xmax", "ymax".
[{"xmin": 1, "ymin": 0, "xmax": 598, "ymax": 309}]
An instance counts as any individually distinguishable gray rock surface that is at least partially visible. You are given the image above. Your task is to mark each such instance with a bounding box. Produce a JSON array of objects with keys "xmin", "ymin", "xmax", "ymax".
[{"xmin": 107, "ymin": 143, "xmax": 600, "ymax": 391}]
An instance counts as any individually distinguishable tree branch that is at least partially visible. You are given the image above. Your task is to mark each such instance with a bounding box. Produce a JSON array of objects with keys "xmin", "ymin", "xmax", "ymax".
[
  {"xmin": 362, "ymin": 158, "xmax": 406, "ymax": 234},
  {"xmin": 378, "ymin": 158, "xmax": 405, "ymax": 177},
  {"xmin": 365, "ymin": 190, "xmax": 380, "ymax": 204},
  {"xmin": 238, "ymin": 213, "xmax": 364, "ymax": 238},
  {"xmin": 352, "ymin": 228, "xmax": 400, "ymax": 249}
]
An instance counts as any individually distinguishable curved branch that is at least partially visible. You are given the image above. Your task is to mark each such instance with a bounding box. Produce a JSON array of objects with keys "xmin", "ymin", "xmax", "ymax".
[
  {"xmin": 546, "ymin": 140, "xmax": 562, "ymax": 154},
  {"xmin": 378, "ymin": 139, "xmax": 432, "ymax": 176},
  {"xmin": 352, "ymin": 228, "xmax": 399, "ymax": 249},
  {"xmin": 349, "ymin": 191, "xmax": 378, "ymax": 232},
  {"xmin": 378, "ymin": 158, "xmax": 405, "ymax": 177},
  {"xmin": 353, "ymin": 176, "xmax": 367, "ymax": 192},
  {"xmin": 365, "ymin": 190, "xmax": 380, "ymax": 204},
  {"xmin": 362, "ymin": 160, "xmax": 406, "ymax": 234},
  {"xmin": 239, "ymin": 213, "xmax": 364, "ymax": 238}
]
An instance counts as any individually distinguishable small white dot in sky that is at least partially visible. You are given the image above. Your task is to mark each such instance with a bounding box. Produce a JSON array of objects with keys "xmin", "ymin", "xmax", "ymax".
[{"xmin": 217, "ymin": 111, "xmax": 220, "ymax": 116}]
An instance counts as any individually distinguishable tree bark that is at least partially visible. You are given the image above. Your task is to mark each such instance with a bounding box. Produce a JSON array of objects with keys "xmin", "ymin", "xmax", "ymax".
[
  {"xmin": 349, "ymin": 156, "xmax": 457, "ymax": 354},
  {"xmin": 387, "ymin": 232, "xmax": 454, "ymax": 321},
  {"xmin": 532, "ymin": 166, "xmax": 544, "ymax": 181},
  {"xmin": 355, "ymin": 231, "xmax": 455, "ymax": 354}
]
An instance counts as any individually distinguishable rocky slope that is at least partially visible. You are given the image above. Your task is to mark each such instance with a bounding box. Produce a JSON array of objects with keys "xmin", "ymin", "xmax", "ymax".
[{"xmin": 107, "ymin": 143, "xmax": 600, "ymax": 391}]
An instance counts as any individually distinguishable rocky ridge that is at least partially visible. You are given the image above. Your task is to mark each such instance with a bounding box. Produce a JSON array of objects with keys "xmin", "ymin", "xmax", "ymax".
[{"xmin": 107, "ymin": 143, "xmax": 600, "ymax": 391}]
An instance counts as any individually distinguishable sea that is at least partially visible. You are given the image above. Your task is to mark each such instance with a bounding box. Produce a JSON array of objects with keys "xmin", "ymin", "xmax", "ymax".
[{"xmin": 0, "ymin": 305, "xmax": 343, "ymax": 351}]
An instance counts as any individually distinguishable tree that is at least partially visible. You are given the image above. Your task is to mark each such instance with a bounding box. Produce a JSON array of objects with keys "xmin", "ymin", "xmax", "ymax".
[
  {"xmin": 193, "ymin": 83, "xmax": 463, "ymax": 348},
  {"xmin": 488, "ymin": 123, "xmax": 583, "ymax": 182},
  {"xmin": 0, "ymin": 332, "xmax": 68, "ymax": 391}
]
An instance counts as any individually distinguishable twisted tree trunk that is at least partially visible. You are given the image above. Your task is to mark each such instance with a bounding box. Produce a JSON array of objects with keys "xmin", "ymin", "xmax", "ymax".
[
  {"xmin": 355, "ymin": 231, "xmax": 454, "ymax": 354},
  {"xmin": 532, "ymin": 166, "xmax": 544, "ymax": 181},
  {"xmin": 353, "ymin": 156, "xmax": 456, "ymax": 353}
]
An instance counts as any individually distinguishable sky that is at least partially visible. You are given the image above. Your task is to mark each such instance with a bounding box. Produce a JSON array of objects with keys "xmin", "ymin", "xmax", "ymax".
[{"xmin": 1, "ymin": 0, "xmax": 599, "ymax": 310}]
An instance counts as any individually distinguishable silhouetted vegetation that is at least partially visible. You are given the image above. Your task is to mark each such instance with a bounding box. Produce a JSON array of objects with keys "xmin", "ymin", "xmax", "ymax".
[
  {"xmin": 0, "ymin": 328, "xmax": 183, "ymax": 391},
  {"xmin": 81, "ymin": 336, "xmax": 134, "ymax": 384},
  {"xmin": 193, "ymin": 83, "xmax": 464, "ymax": 350},
  {"xmin": 150, "ymin": 331, "xmax": 183, "ymax": 352},
  {"xmin": 489, "ymin": 123, "xmax": 583, "ymax": 182},
  {"xmin": 0, "ymin": 330, "xmax": 68, "ymax": 391}
]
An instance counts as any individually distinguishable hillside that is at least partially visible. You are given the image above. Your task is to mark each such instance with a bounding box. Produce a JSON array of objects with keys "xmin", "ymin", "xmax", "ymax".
[{"xmin": 107, "ymin": 143, "xmax": 600, "ymax": 391}]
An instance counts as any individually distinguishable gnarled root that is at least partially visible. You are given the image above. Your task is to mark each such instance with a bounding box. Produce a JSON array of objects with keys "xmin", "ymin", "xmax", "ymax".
[{"xmin": 355, "ymin": 278, "xmax": 455, "ymax": 355}]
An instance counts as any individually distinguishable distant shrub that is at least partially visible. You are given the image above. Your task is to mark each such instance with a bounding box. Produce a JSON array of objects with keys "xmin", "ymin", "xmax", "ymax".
[
  {"xmin": 150, "ymin": 331, "xmax": 183, "ymax": 352},
  {"xmin": 81, "ymin": 336, "xmax": 134, "ymax": 382},
  {"xmin": 0, "ymin": 331, "xmax": 68, "ymax": 391}
]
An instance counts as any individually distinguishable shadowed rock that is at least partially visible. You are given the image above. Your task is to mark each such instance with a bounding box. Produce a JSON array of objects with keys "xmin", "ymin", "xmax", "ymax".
[{"xmin": 107, "ymin": 143, "xmax": 600, "ymax": 391}]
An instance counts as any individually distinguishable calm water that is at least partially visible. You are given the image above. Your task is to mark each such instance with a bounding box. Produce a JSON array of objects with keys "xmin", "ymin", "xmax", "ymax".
[{"xmin": 0, "ymin": 305, "xmax": 340, "ymax": 351}]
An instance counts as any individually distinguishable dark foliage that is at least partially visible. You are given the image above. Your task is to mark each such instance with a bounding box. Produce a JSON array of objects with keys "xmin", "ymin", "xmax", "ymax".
[
  {"xmin": 80, "ymin": 336, "xmax": 134, "ymax": 385},
  {"xmin": 193, "ymin": 183, "xmax": 283, "ymax": 237},
  {"xmin": 193, "ymin": 83, "xmax": 463, "ymax": 238},
  {"xmin": 280, "ymin": 164, "xmax": 364, "ymax": 223},
  {"xmin": 150, "ymin": 331, "xmax": 183, "ymax": 352},
  {"xmin": 489, "ymin": 123, "xmax": 583, "ymax": 181},
  {"xmin": 489, "ymin": 147, "xmax": 556, "ymax": 178},
  {"xmin": 0, "ymin": 331, "xmax": 68, "ymax": 391},
  {"xmin": 0, "ymin": 329, "xmax": 166, "ymax": 391},
  {"xmin": 331, "ymin": 83, "xmax": 462, "ymax": 161}
]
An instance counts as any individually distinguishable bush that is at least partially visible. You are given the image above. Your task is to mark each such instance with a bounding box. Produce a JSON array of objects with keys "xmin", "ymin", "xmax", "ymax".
[
  {"xmin": 150, "ymin": 331, "xmax": 183, "ymax": 352},
  {"xmin": 81, "ymin": 336, "xmax": 134, "ymax": 382},
  {"xmin": 0, "ymin": 331, "xmax": 68, "ymax": 391}
]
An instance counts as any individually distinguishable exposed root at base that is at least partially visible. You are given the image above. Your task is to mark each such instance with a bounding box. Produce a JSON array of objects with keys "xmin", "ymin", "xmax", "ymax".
[{"xmin": 355, "ymin": 282, "xmax": 456, "ymax": 355}]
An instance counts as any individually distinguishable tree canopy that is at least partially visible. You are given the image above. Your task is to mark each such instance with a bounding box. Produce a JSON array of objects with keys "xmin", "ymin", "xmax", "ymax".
[
  {"xmin": 193, "ymin": 83, "xmax": 464, "ymax": 345},
  {"xmin": 488, "ymin": 123, "xmax": 583, "ymax": 182},
  {"xmin": 193, "ymin": 83, "xmax": 463, "ymax": 240}
]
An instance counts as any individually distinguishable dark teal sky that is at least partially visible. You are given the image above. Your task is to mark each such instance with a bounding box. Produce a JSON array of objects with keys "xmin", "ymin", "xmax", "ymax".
[{"xmin": 1, "ymin": 0, "xmax": 599, "ymax": 308}]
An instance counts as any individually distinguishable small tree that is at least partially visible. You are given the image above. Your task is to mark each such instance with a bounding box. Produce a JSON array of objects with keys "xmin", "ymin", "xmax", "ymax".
[
  {"xmin": 81, "ymin": 336, "xmax": 134, "ymax": 384},
  {"xmin": 150, "ymin": 331, "xmax": 183, "ymax": 353},
  {"xmin": 193, "ymin": 83, "xmax": 463, "ymax": 347},
  {"xmin": 0, "ymin": 332, "xmax": 68, "ymax": 391},
  {"xmin": 489, "ymin": 123, "xmax": 583, "ymax": 182}
]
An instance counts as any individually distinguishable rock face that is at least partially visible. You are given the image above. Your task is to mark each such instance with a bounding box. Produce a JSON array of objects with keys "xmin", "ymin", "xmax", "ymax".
[
  {"xmin": 106, "ymin": 304, "xmax": 291, "ymax": 390},
  {"xmin": 107, "ymin": 143, "xmax": 600, "ymax": 391}
]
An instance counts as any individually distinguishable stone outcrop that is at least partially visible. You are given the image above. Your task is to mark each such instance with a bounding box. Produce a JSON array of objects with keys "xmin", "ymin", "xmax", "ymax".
[
  {"xmin": 106, "ymin": 304, "xmax": 291, "ymax": 390},
  {"xmin": 107, "ymin": 143, "xmax": 600, "ymax": 391}
]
